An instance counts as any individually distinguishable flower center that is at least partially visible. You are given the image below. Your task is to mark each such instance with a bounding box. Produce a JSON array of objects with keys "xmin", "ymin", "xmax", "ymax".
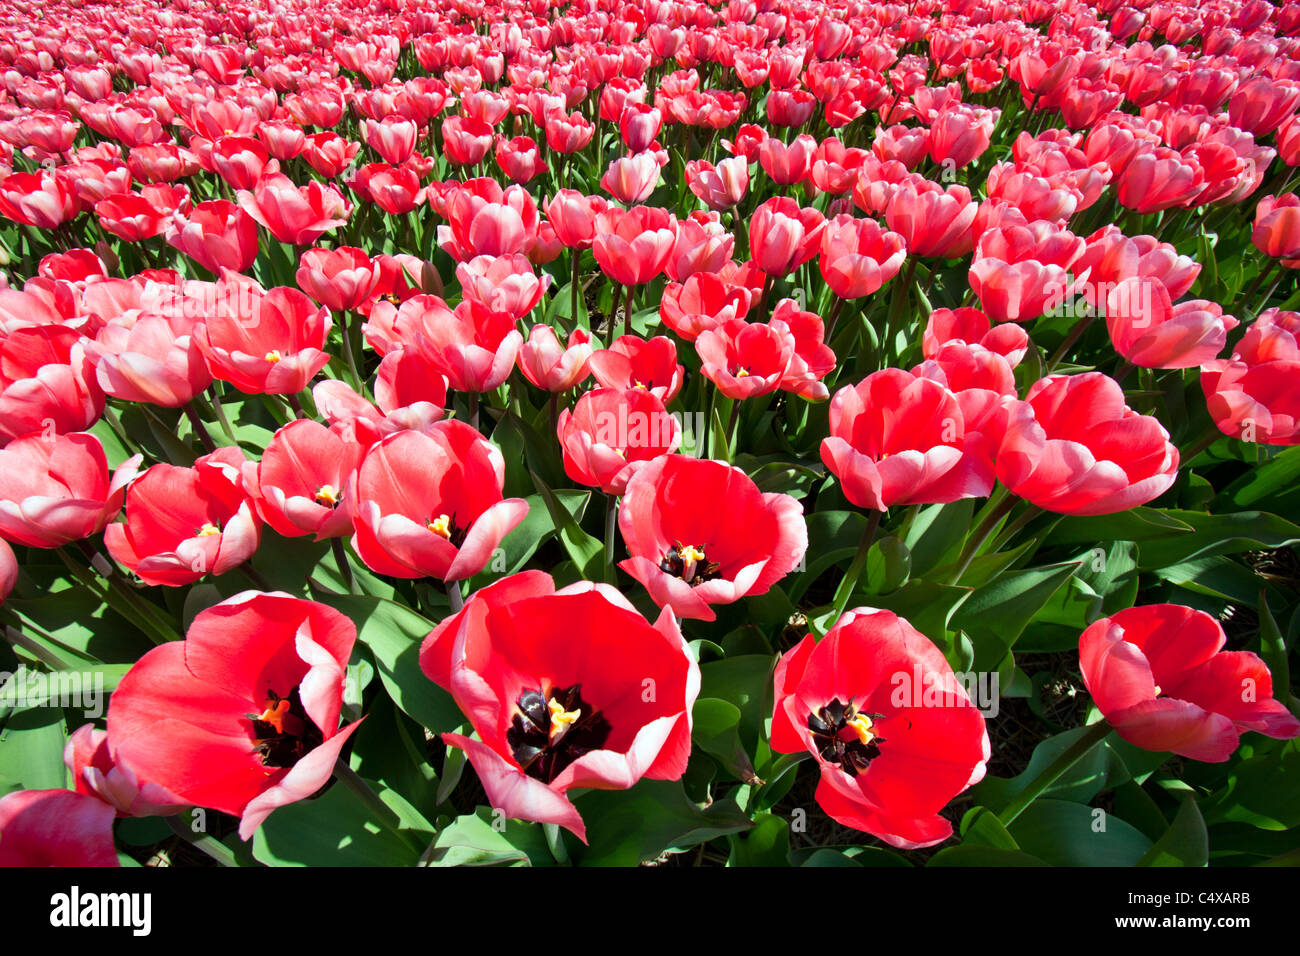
[
  {"xmin": 659, "ymin": 541, "xmax": 721, "ymax": 586},
  {"xmin": 246, "ymin": 687, "xmax": 323, "ymax": 770},
  {"xmin": 426, "ymin": 512, "xmax": 467, "ymax": 546},
  {"xmin": 807, "ymin": 698, "xmax": 885, "ymax": 777},
  {"xmin": 196, "ymin": 521, "xmax": 221, "ymax": 537},
  {"xmin": 507, "ymin": 684, "xmax": 611, "ymax": 784},
  {"xmin": 315, "ymin": 484, "xmax": 340, "ymax": 507},
  {"xmin": 265, "ymin": 349, "xmax": 282, "ymax": 363}
]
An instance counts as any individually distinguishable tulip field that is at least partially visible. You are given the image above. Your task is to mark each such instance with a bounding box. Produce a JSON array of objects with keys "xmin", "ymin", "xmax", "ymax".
[{"xmin": 2, "ymin": 0, "xmax": 1300, "ymax": 874}]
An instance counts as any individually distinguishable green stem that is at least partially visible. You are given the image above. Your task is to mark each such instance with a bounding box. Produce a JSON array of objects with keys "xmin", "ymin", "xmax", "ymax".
[
  {"xmin": 182, "ymin": 402, "xmax": 218, "ymax": 454},
  {"xmin": 165, "ymin": 814, "xmax": 237, "ymax": 867},
  {"xmin": 949, "ymin": 492, "xmax": 1016, "ymax": 584},
  {"xmin": 830, "ymin": 509, "xmax": 883, "ymax": 622},
  {"xmin": 209, "ymin": 388, "xmax": 238, "ymax": 444},
  {"xmin": 604, "ymin": 493, "xmax": 618, "ymax": 583},
  {"xmin": 446, "ymin": 578, "xmax": 464, "ymax": 613},
  {"xmin": 1046, "ymin": 314, "xmax": 1094, "ymax": 371},
  {"xmin": 998, "ymin": 720, "xmax": 1112, "ymax": 826},
  {"xmin": 1, "ymin": 611, "xmax": 72, "ymax": 670},
  {"xmin": 332, "ymin": 538, "xmax": 359, "ymax": 595}
]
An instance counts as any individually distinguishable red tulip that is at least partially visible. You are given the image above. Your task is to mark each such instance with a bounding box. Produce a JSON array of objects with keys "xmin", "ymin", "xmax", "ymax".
[
  {"xmin": 210, "ymin": 135, "xmax": 274, "ymax": 190},
  {"xmin": 1080, "ymin": 604, "xmax": 1300, "ymax": 763},
  {"xmin": 1105, "ymin": 276, "xmax": 1238, "ymax": 369},
  {"xmin": 557, "ymin": 387, "xmax": 682, "ymax": 495},
  {"xmin": 166, "ymin": 200, "xmax": 259, "ymax": 275},
  {"xmin": 495, "ymin": 135, "xmax": 547, "ymax": 184},
  {"xmin": 104, "ymin": 447, "xmax": 262, "ymax": 587},
  {"xmin": 0, "ymin": 432, "xmax": 137, "ymax": 549},
  {"xmin": 244, "ymin": 419, "xmax": 363, "ymax": 541},
  {"xmin": 517, "ymin": 325, "xmax": 594, "ymax": 392},
  {"xmin": 352, "ymin": 422, "xmax": 528, "ymax": 582},
  {"xmin": 396, "ymin": 295, "xmax": 522, "ymax": 394},
  {"xmin": 296, "ymin": 246, "xmax": 381, "ymax": 313},
  {"xmin": 997, "ymin": 373, "xmax": 1179, "ymax": 515},
  {"xmin": 821, "ymin": 368, "xmax": 995, "ymax": 511},
  {"xmin": 0, "ymin": 170, "xmax": 79, "ymax": 230},
  {"xmin": 1074, "ymin": 225, "xmax": 1201, "ymax": 303},
  {"xmin": 757, "ymin": 132, "xmax": 817, "ymax": 186},
  {"xmin": 923, "ymin": 307, "xmax": 1028, "ymax": 367},
  {"xmin": 441, "ymin": 115, "xmax": 495, "ymax": 166},
  {"xmin": 818, "ymin": 214, "xmax": 907, "ymax": 300},
  {"xmin": 660, "ymin": 272, "xmax": 753, "ymax": 342},
  {"xmin": 1252, "ymin": 194, "xmax": 1300, "ymax": 260},
  {"xmin": 884, "ymin": 181, "xmax": 978, "ymax": 259},
  {"xmin": 663, "ymin": 211, "xmax": 733, "ymax": 282},
  {"xmin": 439, "ymin": 179, "xmax": 539, "ymax": 260},
  {"xmin": 749, "ymin": 197, "xmax": 826, "ymax": 278},
  {"xmin": 619, "ymin": 454, "xmax": 806, "ymax": 621},
  {"xmin": 0, "ymin": 789, "xmax": 119, "ymax": 866},
  {"xmin": 544, "ymin": 190, "xmax": 609, "ymax": 249},
  {"xmin": 236, "ymin": 173, "xmax": 351, "ymax": 246},
  {"xmin": 592, "ymin": 205, "xmax": 678, "ymax": 287},
  {"xmin": 301, "ymin": 131, "xmax": 361, "ymax": 179},
  {"xmin": 64, "ymin": 724, "xmax": 186, "ymax": 818},
  {"xmin": 928, "ymin": 104, "xmax": 999, "ymax": 169},
  {"xmin": 0, "ymin": 326, "xmax": 104, "ymax": 444},
  {"xmin": 456, "ymin": 254, "xmax": 549, "ymax": 319},
  {"xmin": 771, "ymin": 608, "xmax": 989, "ymax": 849},
  {"xmin": 589, "ymin": 334, "xmax": 685, "ymax": 403},
  {"xmin": 696, "ymin": 317, "xmax": 796, "ymax": 401},
  {"xmin": 685, "ymin": 156, "xmax": 749, "ymax": 211},
  {"xmin": 87, "ymin": 307, "xmax": 213, "ymax": 408},
  {"xmin": 107, "ymin": 591, "xmax": 362, "ymax": 840},
  {"xmin": 418, "ymin": 570, "xmax": 699, "ymax": 841},
  {"xmin": 968, "ymin": 221, "xmax": 1084, "ymax": 323}
]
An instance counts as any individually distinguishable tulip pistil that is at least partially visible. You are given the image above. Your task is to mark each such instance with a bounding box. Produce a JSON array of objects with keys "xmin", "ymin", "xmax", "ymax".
[
  {"xmin": 196, "ymin": 522, "xmax": 221, "ymax": 537},
  {"xmin": 807, "ymin": 698, "xmax": 885, "ymax": 776},
  {"xmin": 265, "ymin": 349, "xmax": 283, "ymax": 363},
  {"xmin": 247, "ymin": 687, "xmax": 323, "ymax": 770},
  {"xmin": 508, "ymin": 684, "xmax": 611, "ymax": 783},
  {"xmin": 426, "ymin": 512, "xmax": 467, "ymax": 546},
  {"xmin": 659, "ymin": 541, "xmax": 722, "ymax": 586},
  {"xmin": 315, "ymin": 484, "xmax": 341, "ymax": 507}
]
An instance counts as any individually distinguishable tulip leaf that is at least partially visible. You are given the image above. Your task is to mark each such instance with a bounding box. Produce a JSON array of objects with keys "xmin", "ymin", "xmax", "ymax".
[
  {"xmin": 425, "ymin": 807, "xmax": 555, "ymax": 867},
  {"xmin": 862, "ymin": 534, "xmax": 911, "ymax": 595},
  {"xmin": 1050, "ymin": 506, "xmax": 1194, "ymax": 545},
  {"xmin": 1257, "ymin": 590, "xmax": 1291, "ymax": 705},
  {"xmin": 1202, "ymin": 741, "xmax": 1300, "ymax": 830},
  {"xmin": 952, "ymin": 560, "xmax": 1081, "ymax": 670},
  {"xmin": 902, "ymin": 499, "xmax": 974, "ymax": 576},
  {"xmin": 466, "ymin": 489, "xmax": 588, "ymax": 592},
  {"xmin": 1136, "ymin": 797, "xmax": 1208, "ymax": 867},
  {"xmin": 565, "ymin": 779, "xmax": 752, "ymax": 866},
  {"xmin": 252, "ymin": 778, "xmax": 428, "ymax": 867},
  {"xmin": 1006, "ymin": 799, "xmax": 1153, "ymax": 866},
  {"xmin": 727, "ymin": 811, "xmax": 791, "ymax": 866},
  {"xmin": 786, "ymin": 510, "xmax": 868, "ymax": 603},
  {"xmin": 1215, "ymin": 445, "xmax": 1300, "ymax": 511},
  {"xmin": 1136, "ymin": 510, "xmax": 1300, "ymax": 570},
  {"xmin": 692, "ymin": 697, "xmax": 758, "ymax": 784},
  {"xmin": 528, "ymin": 471, "xmax": 605, "ymax": 579},
  {"xmin": 927, "ymin": 845, "xmax": 1051, "ymax": 866},
  {"xmin": 959, "ymin": 806, "xmax": 1020, "ymax": 850},
  {"xmin": 320, "ymin": 593, "xmax": 465, "ymax": 734},
  {"xmin": 0, "ymin": 704, "xmax": 68, "ymax": 794}
]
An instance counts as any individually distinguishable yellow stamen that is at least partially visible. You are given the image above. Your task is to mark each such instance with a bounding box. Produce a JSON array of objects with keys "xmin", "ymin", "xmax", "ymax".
[
  {"xmin": 265, "ymin": 349, "xmax": 282, "ymax": 363},
  {"xmin": 845, "ymin": 712, "xmax": 876, "ymax": 746},
  {"xmin": 1153, "ymin": 685, "xmax": 1162, "ymax": 697},
  {"xmin": 679, "ymin": 544, "xmax": 707, "ymax": 563},
  {"xmin": 427, "ymin": 514, "xmax": 452, "ymax": 539},
  {"xmin": 548, "ymin": 697, "xmax": 581, "ymax": 740},
  {"xmin": 315, "ymin": 484, "xmax": 340, "ymax": 507},
  {"xmin": 632, "ymin": 380, "xmax": 648, "ymax": 390},
  {"xmin": 197, "ymin": 522, "xmax": 221, "ymax": 537},
  {"xmin": 736, "ymin": 367, "xmax": 750, "ymax": 377},
  {"xmin": 255, "ymin": 698, "xmax": 291, "ymax": 734}
]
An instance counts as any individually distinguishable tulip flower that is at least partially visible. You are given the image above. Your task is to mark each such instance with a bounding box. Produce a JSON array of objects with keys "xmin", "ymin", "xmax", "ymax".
[
  {"xmin": 1105, "ymin": 277, "xmax": 1238, "ymax": 369},
  {"xmin": 591, "ymin": 205, "xmax": 678, "ymax": 287},
  {"xmin": 0, "ymin": 432, "xmax": 138, "ymax": 549},
  {"xmin": 771, "ymin": 608, "xmax": 989, "ymax": 849},
  {"xmin": 997, "ymin": 373, "xmax": 1180, "ymax": 515},
  {"xmin": 395, "ymin": 296, "xmax": 522, "ymax": 394},
  {"xmin": 104, "ymin": 447, "xmax": 262, "ymax": 587},
  {"xmin": 244, "ymin": 420, "xmax": 363, "ymax": 541},
  {"xmin": 968, "ymin": 221, "xmax": 1085, "ymax": 323},
  {"xmin": 619, "ymin": 454, "xmax": 807, "ymax": 621},
  {"xmin": 558, "ymin": 387, "xmax": 682, "ymax": 495},
  {"xmin": 660, "ymin": 272, "xmax": 753, "ymax": 342},
  {"xmin": 818, "ymin": 214, "xmax": 907, "ymax": 300},
  {"xmin": 588, "ymin": 334, "xmax": 684, "ymax": 403},
  {"xmin": 65, "ymin": 724, "xmax": 187, "ymax": 818},
  {"xmin": 0, "ymin": 326, "xmax": 104, "ymax": 444},
  {"xmin": 0, "ymin": 789, "xmax": 120, "ymax": 866},
  {"xmin": 923, "ymin": 307, "xmax": 1028, "ymax": 367},
  {"xmin": 107, "ymin": 591, "xmax": 362, "ymax": 840},
  {"xmin": 821, "ymin": 368, "xmax": 995, "ymax": 511},
  {"xmin": 685, "ymin": 156, "xmax": 749, "ymax": 211},
  {"xmin": 352, "ymin": 422, "xmax": 528, "ymax": 582},
  {"xmin": 1080, "ymin": 604, "xmax": 1300, "ymax": 762},
  {"xmin": 517, "ymin": 325, "xmax": 594, "ymax": 392},
  {"xmin": 419, "ymin": 571, "xmax": 699, "ymax": 841},
  {"xmin": 195, "ymin": 282, "xmax": 332, "ymax": 396},
  {"xmin": 166, "ymin": 200, "xmax": 260, "ymax": 275},
  {"xmin": 456, "ymin": 254, "xmax": 550, "ymax": 319},
  {"xmin": 884, "ymin": 182, "xmax": 978, "ymax": 259},
  {"xmin": 296, "ymin": 247, "xmax": 381, "ymax": 313},
  {"xmin": 1252, "ymin": 194, "xmax": 1300, "ymax": 260},
  {"xmin": 236, "ymin": 173, "xmax": 351, "ymax": 246},
  {"xmin": 749, "ymin": 197, "xmax": 826, "ymax": 278}
]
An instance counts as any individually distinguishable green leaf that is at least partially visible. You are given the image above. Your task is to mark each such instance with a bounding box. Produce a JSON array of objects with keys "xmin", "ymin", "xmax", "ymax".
[
  {"xmin": 959, "ymin": 806, "xmax": 1020, "ymax": 850},
  {"xmin": 566, "ymin": 780, "xmax": 752, "ymax": 866},
  {"xmin": 903, "ymin": 499, "xmax": 974, "ymax": 575},
  {"xmin": 1137, "ymin": 510, "xmax": 1300, "ymax": 570},
  {"xmin": 1257, "ymin": 590, "xmax": 1291, "ymax": 703},
  {"xmin": 692, "ymin": 697, "xmax": 758, "ymax": 783},
  {"xmin": 529, "ymin": 471, "xmax": 605, "ymax": 579},
  {"xmin": 727, "ymin": 812, "xmax": 791, "ymax": 866},
  {"xmin": 952, "ymin": 561, "xmax": 1081, "ymax": 670},
  {"xmin": 0, "ymin": 705, "xmax": 68, "ymax": 794},
  {"xmin": 862, "ymin": 535, "xmax": 911, "ymax": 595},
  {"xmin": 1203, "ymin": 742, "xmax": 1300, "ymax": 830},
  {"xmin": 319, "ymin": 594, "xmax": 464, "ymax": 734},
  {"xmin": 252, "ymin": 779, "xmax": 427, "ymax": 867},
  {"xmin": 1136, "ymin": 797, "xmax": 1208, "ymax": 867},
  {"xmin": 425, "ymin": 808, "xmax": 555, "ymax": 866},
  {"xmin": 1007, "ymin": 799, "xmax": 1153, "ymax": 866},
  {"xmin": 786, "ymin": 510, "xmax": 867, "ymax": 603}
]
